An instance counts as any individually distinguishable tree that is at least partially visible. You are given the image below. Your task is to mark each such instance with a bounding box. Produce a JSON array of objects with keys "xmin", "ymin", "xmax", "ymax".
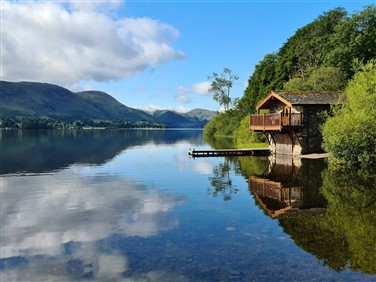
[
  {"xmin": 324, "ymin": 5, "xmax": 376, "ymax": 79},
  {"xmin": 283, "ymin": 66, "xmax": 346, "ymax": 92},
  {"xmin": 322, "ymin": 62, "xmax": 376, "ymax": 167},
  {"xmin": 276, "ymin": 7, "xmax": 347, "ymax": 84},
  {"xmin": 244, "ymin": 53, "xmax": 281, "ymax": 114},
  {"xmin": 208, "ymin": 68, "xmax": 239, "ymax": 111}
]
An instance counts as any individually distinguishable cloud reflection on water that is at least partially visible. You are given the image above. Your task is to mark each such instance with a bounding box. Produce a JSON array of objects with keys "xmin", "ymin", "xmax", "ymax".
[{"xmin": 1, "ymin": 169, "xmax": 185, "ymax": 280}]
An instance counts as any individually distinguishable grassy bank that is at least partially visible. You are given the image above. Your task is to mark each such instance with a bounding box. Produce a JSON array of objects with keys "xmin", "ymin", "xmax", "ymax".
[{"xmin": 204, "ymin": 114, "xmax": 268, "ymax": 149}]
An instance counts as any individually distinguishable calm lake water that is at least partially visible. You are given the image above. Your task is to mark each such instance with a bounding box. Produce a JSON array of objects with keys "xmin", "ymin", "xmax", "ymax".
[{"xmin": 1, "ymin": 129, "xmax": 375, "ymax": 281}]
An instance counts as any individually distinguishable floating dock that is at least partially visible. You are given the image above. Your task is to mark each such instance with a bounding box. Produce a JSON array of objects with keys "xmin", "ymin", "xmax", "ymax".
[{"xmin": 188, "ymin": 148, "xmax": 270, "ymax": 158}]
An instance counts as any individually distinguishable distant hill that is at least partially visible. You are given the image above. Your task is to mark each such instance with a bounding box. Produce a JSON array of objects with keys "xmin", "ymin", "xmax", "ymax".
[
  {"xmin": 152, "ymin": 110, "xmax": 204, "ymax": 128},
  {"xmin": 151, "ymin": 109, "xmax": 216, "ymax": 128},
  {"xmin": 183, "ymin": 109, "xmax": 217, "ymax": 121},
  {"xmin": 0, "ymin": 81, "xmax": 217, "ymax": 128}
]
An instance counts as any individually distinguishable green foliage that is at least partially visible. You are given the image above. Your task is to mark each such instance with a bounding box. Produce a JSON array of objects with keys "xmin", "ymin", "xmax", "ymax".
[
  {"xmin": 267, "ymin": 7, "xmax": 347, "ymax": 94},
  {"xmin": 324, "ymin": 5, "xmax": 376, "ymax": 79},
  {"xmin": 322, "ymin": 62, "xmax": 376, "ymax": 167},
  {"xmin": 283, "ymin": 77, "xmax": 311, "ymax": 92},
  {"xmin": 284, "ymin": 66, "xmax": 346, "ymax": 92},
  {"xmin": 203, "ymin": 110, "xmax": 242, "ymax": 138},
  {"xmin": 244, "ymin": 53, "xmax": 280, "ymax": 114},
  {"xmin": 208, "ymin": 68, "xmax": 239, "ymax": 111},
  {"xmin": 203, "ymin": 112, "xmax": 268, "ymax": 148},
  {"xmin": 233, "ymin": 116, "xmax": 266, "ymax": 147},
  {"xmin": 308, "ymin": 67, "xmax": 346, "ymax": 91},
  {"xmin": 320, "ymin": 167, "xmax": 376, "ymax": 273}
]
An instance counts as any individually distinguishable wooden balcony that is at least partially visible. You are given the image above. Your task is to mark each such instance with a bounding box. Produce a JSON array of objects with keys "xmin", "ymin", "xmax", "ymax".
[{"xmin": 250, "ymin": 113, "xmax": 303, "ymax": 131}]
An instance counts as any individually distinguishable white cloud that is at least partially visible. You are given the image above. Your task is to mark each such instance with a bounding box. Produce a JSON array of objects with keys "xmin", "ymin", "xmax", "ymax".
[
  {"xmin": 178, "ymin": 81, "xmax": 211, "ymax": 96},
  {"xmin": 175, "ymin": 81, "xmax": 211, "ymax": 105},
  {"xmin": 1, "ymin": 1, "xmax": 185, "ymax": 86},
  {"xmin": 66, "ymin": 0, "xmax": 124, "ymax": 12},
  {"xmin": 176, "ymin": 153, "xmax": 215, "ymax": 175},
  {"xmin": 175, "ymin": 81, "xmax": 211, "ymax": 104},
  {"xmin": 175, "ymin": 93, "xmax": 192, "ymax": 104},
  {"xmin": 135, "ymin": 104, "xmax": 192, "ymax": 113},
  {"xmin": 192, "ymin": 161, "xmax": 215, "ymax": 174}
]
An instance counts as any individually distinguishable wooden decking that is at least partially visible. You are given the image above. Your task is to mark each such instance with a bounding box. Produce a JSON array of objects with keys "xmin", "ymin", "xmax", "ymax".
[
  {"xmin": 250, "ymin": 113, "xmax": 303, "ymax": 131},
  {"xmin": 188, "ymin": 148, "xmax": 270, "ymax": 158}
]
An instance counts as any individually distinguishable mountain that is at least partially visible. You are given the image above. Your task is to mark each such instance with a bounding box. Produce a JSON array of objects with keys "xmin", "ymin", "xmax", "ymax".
[
  {"xmin": 76, "ymin": 90, "xmax": 154, "ymax": 121},
  {"xmin": 0, "ymin": 81, "xmax": 217, "ymax": 128},
  {"xmin": 151, "ymin": 109, "xmax": 216, "ymax": 128},
  {"xmin": 0, "ymin": 81, "xmax": 156, "ymax": 122},
  {"xmin": 183, "ymin": 109, "xmax": 217, "ymax": 121}
]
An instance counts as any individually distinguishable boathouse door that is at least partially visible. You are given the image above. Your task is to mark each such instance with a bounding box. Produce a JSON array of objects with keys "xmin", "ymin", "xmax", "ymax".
[{"xmin": 282, "ymin": 106, "xmax": 291, "ymax": 126}]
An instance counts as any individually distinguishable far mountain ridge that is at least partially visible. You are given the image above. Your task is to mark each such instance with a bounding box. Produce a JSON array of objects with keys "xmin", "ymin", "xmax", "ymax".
[
  {"xmin": 148, "ymin": 108, "xmax": 217, "ymax": 128},
  {"xmin": 0, "ymin": 81, "xmax": 217, "ymax": 128}
]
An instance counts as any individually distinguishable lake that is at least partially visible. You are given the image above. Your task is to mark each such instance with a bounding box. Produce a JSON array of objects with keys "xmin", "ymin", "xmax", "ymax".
[{"xmin": 1, "ymin": 129, "xmax": 375, "ymax": 281}]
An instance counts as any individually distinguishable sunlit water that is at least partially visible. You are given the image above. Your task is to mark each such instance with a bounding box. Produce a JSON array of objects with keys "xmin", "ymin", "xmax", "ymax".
[{"xmin": 1, "ymin": 130, "xmax": 375, "ymax": 281}]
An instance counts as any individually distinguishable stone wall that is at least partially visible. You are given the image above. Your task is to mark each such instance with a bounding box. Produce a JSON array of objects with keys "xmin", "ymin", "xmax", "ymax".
[
  {"xmin": 268, "ymin": 132, "xmax": 302, "ymax": 156},
  {"xmin": 300, "ymin": 105, "xmax": 330, "ymax": 154}
]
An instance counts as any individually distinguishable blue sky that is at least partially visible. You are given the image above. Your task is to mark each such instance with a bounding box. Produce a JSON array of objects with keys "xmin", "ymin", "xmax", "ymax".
[{"xmin": 2, "ymin": 0, "xmax": 374, "ymax": 112}]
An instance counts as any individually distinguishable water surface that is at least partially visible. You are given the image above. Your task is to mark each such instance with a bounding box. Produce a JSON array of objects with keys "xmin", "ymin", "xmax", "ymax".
[{"xmin": 1, "ymin": 130, "xmax": 375, "ymax": 281}]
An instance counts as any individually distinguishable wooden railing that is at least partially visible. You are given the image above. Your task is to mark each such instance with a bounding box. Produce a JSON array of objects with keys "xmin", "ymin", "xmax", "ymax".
[{"xmin": 250, "ymin": 113, "xmax": 302, "ymax": 131}]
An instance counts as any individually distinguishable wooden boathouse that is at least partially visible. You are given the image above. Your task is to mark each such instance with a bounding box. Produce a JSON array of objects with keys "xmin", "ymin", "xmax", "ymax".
[{"xmin": 250, "ymin": 91, "xmax": 339, "ymax": 156}]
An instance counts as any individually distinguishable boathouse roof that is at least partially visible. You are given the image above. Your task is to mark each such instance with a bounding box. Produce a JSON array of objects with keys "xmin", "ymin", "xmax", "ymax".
[{"xmin": 256, "ymin": 91, "xmax": 340, "ymax": 111}]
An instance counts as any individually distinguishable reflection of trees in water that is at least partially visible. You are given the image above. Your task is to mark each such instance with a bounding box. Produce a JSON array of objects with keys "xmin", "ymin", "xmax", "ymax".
[
  {"xmin": 204, "ymin": 135, "xmax": 269, "ymax": 201},
  {"xmin": 321, "ymin": 168, "xmax": 376, "ymax": 274},
  {"xmin": 239, "ymin": 155, "xmax": 376, "ymax": 275},
  {"xmin": 208, "ymin": 160, "xmax": 238, "ymax": 201},
  {"xmin": 279, "ymin": 167, "xmax": 376, "ymax": 274},
  {"xmin": 203, "ymin": 134, "xmax": 234, "ymax": 149},
  {"xmin": 207, "ymin": 156, "xmax": 270, "ymax": 201}
]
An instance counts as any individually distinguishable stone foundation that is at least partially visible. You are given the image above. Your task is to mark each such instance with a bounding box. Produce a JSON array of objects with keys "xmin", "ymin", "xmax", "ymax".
[{"xmin": 267, "ymin": 105, "xmax": 330, "ymax": 156}]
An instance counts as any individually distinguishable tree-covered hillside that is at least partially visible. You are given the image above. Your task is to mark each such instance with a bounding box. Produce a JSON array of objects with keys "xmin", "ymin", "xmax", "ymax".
[
  {"xmin": 1, "ymin": 81, "xmax": 216, "ymax": 128},
  {"xmin": 0, "ymin": 81, "xmax": 156, "ymax": 122},
  {"xmin": 204, "ymin": 5, "xmax": 376, "ymax": 144}
]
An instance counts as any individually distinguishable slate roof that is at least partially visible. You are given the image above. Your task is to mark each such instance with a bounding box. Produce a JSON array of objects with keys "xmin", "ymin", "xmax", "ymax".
[
  {"xmin": 276, "ymin": 92, "xmax": 340, "ymax": 105},
  {"xmin": 256, "ymin": 91, "xmax": 340, "ymax": 110}
]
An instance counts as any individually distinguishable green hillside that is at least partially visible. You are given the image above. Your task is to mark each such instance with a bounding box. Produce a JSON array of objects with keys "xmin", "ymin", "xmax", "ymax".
[
  {"xmin": 183, "ymin": 108, "xmax": 217, "ymax": 121},
  {"xmin": 0, "ymin": 81, "xmax": 216, "ymax": 128},
  {"xmin": 0, "ymin": 81, "xmax": 155, "ymax": 121},
  {"xmin": 0, "ymin": 81, "xmax": 99, "ymax": 119},
  {"xmin": 76, "ymin": 90, "xmax": 155, "ymax": 121}
]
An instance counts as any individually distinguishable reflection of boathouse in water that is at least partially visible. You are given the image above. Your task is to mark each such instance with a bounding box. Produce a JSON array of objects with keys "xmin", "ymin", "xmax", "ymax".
[{"xmin": 249, "ymin": 158, "xmax": 327, "ymax": 218}]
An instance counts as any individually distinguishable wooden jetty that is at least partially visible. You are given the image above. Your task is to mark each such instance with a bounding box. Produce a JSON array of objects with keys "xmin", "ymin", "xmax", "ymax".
[{"xmin": 188, "ymin": 148, "xmax": 270, "ymax": 158}]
